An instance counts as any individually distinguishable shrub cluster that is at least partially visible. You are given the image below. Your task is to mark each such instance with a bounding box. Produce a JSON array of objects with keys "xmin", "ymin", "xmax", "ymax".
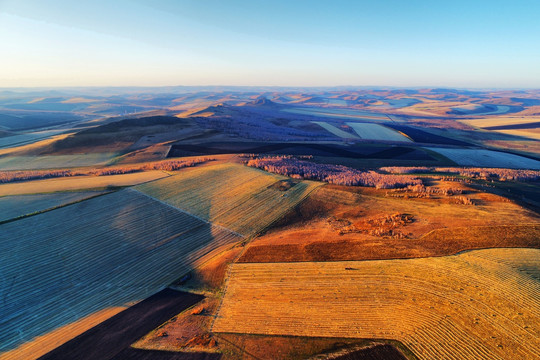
[
  {"xmin": 247, "ymin": 156, "xmax": 422, "ymax": 189},
  {"xmin": 0, "ymin": 158, "xmax": 213, "ymax": 184},
  {"xmin": 380, "ymin": 166, "xmax": 540, "ymax": 182}
]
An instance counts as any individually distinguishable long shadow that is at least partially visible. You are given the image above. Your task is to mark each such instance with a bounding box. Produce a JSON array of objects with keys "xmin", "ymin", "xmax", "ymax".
[{"xmin": 38, "ymin": 289, "xmax": 211, "ymax": 360}]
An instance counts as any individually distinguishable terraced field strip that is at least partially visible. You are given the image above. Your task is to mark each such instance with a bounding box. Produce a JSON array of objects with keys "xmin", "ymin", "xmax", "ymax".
[
  {"xmin": 425, "ymin": 147, "xmax": 540, "ymax": 169},
  {"xmin": 311, "ymin": 121, "xmax": 359, "ymax": 139},
  {"xmin": 0, "ymin": 171, "xmax": 169, "ymax": 196},
  {"xmin": 135, "ymin": 163, "xmax": 323, "ymax": 236},
  {"xmin": 346, "ymin": 122, "xmax": 413, "ymax": 142},
  {"xmin": 0, "ymin": 191, "xmax": 106, "ymax": 223},
  {"xmin": 0, "ymin": 189, "xmax": 242, "ymax": 354},
  {"xmin": 213, "ymin": 248, "xmax": 540, "ymax": 360}
]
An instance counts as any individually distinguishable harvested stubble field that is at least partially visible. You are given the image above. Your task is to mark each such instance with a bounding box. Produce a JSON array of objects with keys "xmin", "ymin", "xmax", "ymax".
[
  {"xmin": 0, "ymin": 170, "xmax": 169, "ymax": 196},
  {"xmin": 0, "ymin": 189, "xmax": 241, "ymax": 356},
  {"xmin": 135, "ymin": 163, "xmax": 322, "ymax": 236},
  {"xmin": 213, "ymin": 248, "xmax": 540, "ymax": 360},
  {"xmin": 0, "ymin": 191, "xmax": 105, "ymax": 223}
]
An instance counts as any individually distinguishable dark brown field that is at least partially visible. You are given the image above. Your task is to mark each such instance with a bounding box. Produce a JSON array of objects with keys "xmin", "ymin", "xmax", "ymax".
[{"xmin": 38, "ymin": 289, "xmax": 204, "ymax": 360}]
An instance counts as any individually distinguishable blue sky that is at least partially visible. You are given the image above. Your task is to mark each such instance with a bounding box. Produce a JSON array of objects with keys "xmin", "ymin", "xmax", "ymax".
[{"xmin": 1, "ymin": 0, "xmax": 539, "ymax": 87}]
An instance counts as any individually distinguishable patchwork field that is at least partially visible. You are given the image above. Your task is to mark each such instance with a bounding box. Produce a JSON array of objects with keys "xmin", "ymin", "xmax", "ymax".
[
  {"xmin": 426, "ymin": 147, "xmax": 540, "ymax": 169},
  {"xmin": 0, "ymin": 171, "xmax": 169, "ymax": 196},
  {"xmin": 346, "ymin": 123, "xmax": 413, "ymax": 142},
  {"xmin": 0, "ymin": 189, "xmax": 242, "ymax": 354},
  {"xmin": 0, "ymin": 191, "xmax": 105, "ymax": 222},
  {"xmin": 311, "ymin": 121, "xmax": 359, "ymax": 139},
  {"xmin": 213, "ymin": 248, "xmax": 540, "ymax": 360},
  {"xmin": 135, "ymin": 163, "xmax": 322, "ymax": 236}
]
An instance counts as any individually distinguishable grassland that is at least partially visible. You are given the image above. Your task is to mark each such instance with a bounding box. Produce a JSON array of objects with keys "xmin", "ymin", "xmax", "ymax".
[
  {"xmin": 346, "ymin": 123, "xmax": 413, "ymax": 142},
  {"xmin": 0, "ymin": 191, "xmax": 105, "ymax": 222},
  {"xmin": 213, "ymin": 248, "xmax": 540, "ymax": 360},
  {"xmin": 135, "ymin": 163, "xmax": 322, "ymax": 236},
  {"xmin": 0, "ymin": 171, "xmax": 169, "ymax": 195},
  {"xmin": 0, "ymin": 189, "xmax": 241, "ymax": 354},
  {"xmin": 239, "ymin": 183, "xmax": 540, "ymax": 262},
  {"xmin": 426, "ymin": 147, "xmax": 540, "ymax": 169}
]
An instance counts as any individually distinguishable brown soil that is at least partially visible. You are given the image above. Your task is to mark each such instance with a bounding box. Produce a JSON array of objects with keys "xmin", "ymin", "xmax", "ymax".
[
  {"xmin": 133, "ymin": 297, "xmax": 220, "ymax": 353},
  {"xmin": 215, "ymin": 334, "xmax": 388, "ymax": 360},
  {"xmin": 239, "ymin": 184, "xmax": 539, "ymax": 263}
]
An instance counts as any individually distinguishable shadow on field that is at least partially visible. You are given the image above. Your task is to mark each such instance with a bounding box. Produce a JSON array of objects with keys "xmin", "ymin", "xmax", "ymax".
[{"xmin": 38, "ymin": 288, "xmax": 214, "ymax": 360}]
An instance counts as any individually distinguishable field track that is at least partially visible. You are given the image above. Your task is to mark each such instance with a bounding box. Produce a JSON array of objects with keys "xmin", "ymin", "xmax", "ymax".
[
  {"xmin": 38, "ymin": 289, "xmax": 205, "ymax": 360},
  {"xmin": 214, "ymin": 248, "xmax": 540, "ymax": 360},
  {"xmin": 0, "ymin": 189, "xmax": 241, "ymax": 354},
  {"xmin": 0, "ymin": 191, "xmax": 105, "ymax": 223},
  {"xmin": 135, "ymin": 163, "xmax": 322, "ymax": 236}
]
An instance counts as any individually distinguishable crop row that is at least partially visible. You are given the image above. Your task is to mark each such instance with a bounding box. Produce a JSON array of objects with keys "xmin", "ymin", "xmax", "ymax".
[
  {"xmin": 135, "ymin": 163, "xmax": 322, "ymax": 236},
  {"xmin": 0, "ymin": 191, "xmax": 104, "ymax": 223},
  {"xmin": 0, "ymin": 189, "xmax": 241, "ymax": 353},
  {"xmin": 213, "ymin": 248, "xmax": 540, "ymax": 360}
]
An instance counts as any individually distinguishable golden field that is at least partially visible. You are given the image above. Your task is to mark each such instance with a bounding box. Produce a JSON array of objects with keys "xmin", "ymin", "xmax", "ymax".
[{"xmin": 214, "ymin": 248, "xmax": 540, "ymax": 360}]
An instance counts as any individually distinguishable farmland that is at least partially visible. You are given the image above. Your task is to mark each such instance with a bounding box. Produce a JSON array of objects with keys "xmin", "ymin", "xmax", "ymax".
[
  {"xmin": 0, "ymin": 87, "xmax": 539, "ymax": 360},
  {"xmin": 312, "ymin": 121, "xmax": 359, "ymax": 139},
  {"xmin": 213, "ymin": 248, "xmax": 540, "ymax": 360},
  {"xmin": 0, "ymin": 171, "xmax": 169, "ymax": 196},
  {"xmin": 426, "ymin": 147, "xmax": 540, "ymax": 169},
  {"xmin": 135, "ymin": 163, "xmax": 322, "ymax": 236},
  {"xmin": 346, "ymin": 123, "xmax": 413, "ymax": 142},
  {"xmin": 0, "ymin": 189, "xmax": 241, "ymax": 354},
  {"xmin": 0, "ymin": 153, "xmax": 117, "ymax": 170},
  {"xmin": 0, "ymin": 191, "xmax": 105, "ymax": 222}
]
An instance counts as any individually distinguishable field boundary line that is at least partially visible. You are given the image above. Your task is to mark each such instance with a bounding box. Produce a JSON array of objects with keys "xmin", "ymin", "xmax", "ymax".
[
  {"xmin": 237, "ymin": 246, "xmax": 540, "ymax": 265},
  {"xmin": 0, "ymin": 191, "xmax": 113, "ymax": 226},
  {"xmin": 128, "ymin": 188, "xmax": 245, "ymax": 238},
  {"xmin": 419, "ymin": 223, "xmax": 540, "ymax": 240}
]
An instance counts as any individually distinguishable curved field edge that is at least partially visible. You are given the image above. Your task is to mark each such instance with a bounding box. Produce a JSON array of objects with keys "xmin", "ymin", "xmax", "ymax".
[
  {"xmin": 0, "ymin": 189, "xmax": 242, "ymax": 354},
  {"xmin": 213, "ymin": 248, "xmax": 540, "ymax": 360},
  {"xmin": 134, "ymin": 162, "xmax": 323, "ymax": 237},
  {"xmin": 238, "ymin": 224, "xmax": 540, "ymax": 263}
]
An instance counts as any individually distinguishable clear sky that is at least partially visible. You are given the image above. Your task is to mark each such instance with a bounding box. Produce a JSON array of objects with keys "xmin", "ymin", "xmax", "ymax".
[{"xmin": 1, "ymin": 0, "xmax": 539, "ymax": 88}]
